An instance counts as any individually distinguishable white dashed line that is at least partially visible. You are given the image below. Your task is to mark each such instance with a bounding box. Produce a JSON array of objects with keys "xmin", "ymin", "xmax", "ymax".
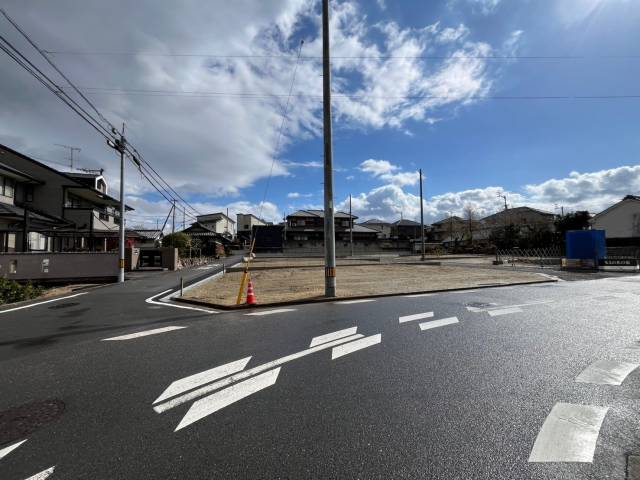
[
  {"xmin": 309, "ymin": 327, "xmax": 358, "ymax": 347},
  {"xmin": 331, "ymin": 334, "xmax": 382, "ymax": 360},
  {"xmin": 487, "ymin": 307, "xmax": 523, "ymax": 317},
  {"xmin": 419, "ymin": 317, "xmax": 459, "ymax": 331},
  {"xmin": 23, "ymin": 467, "xmax": 56, "ymax": 480},
  {"xmin": 175, "ymin": 368, "xmax": 281, "ymax": 431},
  {"xmin": 0, "ymin": 292, "xmax": 88, "ymax": 314},
  {"xmin": 575, "ymin": 360, "xmax": 639, "ymax": 386},
  {"xmin": 334, "ymin": 299, "xmax": 376, "ymax": 305},
  {"xmin": 102, "ymin": 326, "xmax": 187, "ymax": 341},
  {"xmin": 244, "ymin": 308, "xmax": 297, "ymax": 316},
  {"xmin": 399, "ymin": 312, "xmax": 434, "ymax": 324},
  {"xmin": 0, "ymin": 439, "xmax": 27, "ymax": 461},
  {"xmin": 529, "ymin": 403, "xmax": 609, "ymax": 463},
  {"xmin": 154, "ymin": 357, "xmax": 252, "ymax": 404},
  {"xmin": 403, "ymin": 293, "xmax": 434, "ymax": 298}
]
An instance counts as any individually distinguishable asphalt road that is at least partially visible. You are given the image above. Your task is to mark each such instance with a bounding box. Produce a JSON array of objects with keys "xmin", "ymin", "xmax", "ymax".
[{"xmin": 1, "ymin": 265, "xmax": 640, "ymax": 479}]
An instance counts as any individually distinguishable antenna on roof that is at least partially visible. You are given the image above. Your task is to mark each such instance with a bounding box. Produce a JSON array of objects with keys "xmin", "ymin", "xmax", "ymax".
[{"xmin": 54, "ymin": 143, "xmax": 81, "ymax": 170}]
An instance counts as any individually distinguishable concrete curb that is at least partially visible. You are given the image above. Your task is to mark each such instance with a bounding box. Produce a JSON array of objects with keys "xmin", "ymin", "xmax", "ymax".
[{"xmin": 173, "ymin": 278, "xmax": 557, "ymax": 311}]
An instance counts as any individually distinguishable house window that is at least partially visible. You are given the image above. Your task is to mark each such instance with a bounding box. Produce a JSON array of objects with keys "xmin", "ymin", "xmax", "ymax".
[
  {"xmin": 66, "ymin": 193, "xmax": 82, "ymax": 208},
  {"xmin": 293, "ymin": 235, "xmax": 308, "ymax": 241},
  {"xmin": 1, "ymin": 176, "xmax": 15, "ymax": 198},
  {"xmin": 28, "ymin": 232, "xmax": 48, "ymax": 251},
  {"xmin": 244, "ymin": 224, "xmax": 250, "ymax": 230},
  {"xmin": 25, "ymin": 185, "xmax": 34, "ymax": 202},
  {"xmin": 99, "ymin": 211, "xmax": 109, "ymax": 221}
]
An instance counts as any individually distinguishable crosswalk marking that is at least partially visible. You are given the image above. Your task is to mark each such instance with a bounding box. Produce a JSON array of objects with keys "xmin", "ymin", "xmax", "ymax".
[
  {"xmin": 529, "ymin": 403, "xmax": 609, "ymax": 463},
  {"xmin": 488, "ymin": 307, "xmax": 523, "ymax": 317},
  {"xmin": 244, "ymin": 308, "xmax": 296, "ymax": 316},
  {"xmin": 0, "ymin": 439, "xmax": 26, "ymax": 461},
  {"xmin": 335, "ymin": 299, "xmax": 376, "ymax": 305},
  {"xmin": 419, "ymin": 317, "xmax": 459, "ymax": 331},
  {"xmin": 331, "ymin": 334, "xmax": 382, "ymax": 360},
  {"xmin": 175, "ymin": 368, "xmax": 281, "ymax": 431},
  {"xmin": 309, "ymin": 327, "xmax": 358, "ymax": 347},
  {"xmin": 102, "ymin": 326, "xmax": 187, "ymax": 341},
  {"xmin": 399, "ymin": 312, "xmax": 434, "ymax": 323},
  {"xmin": 154, "ymin": 334, "xmax": 365, "ymax": 414},
  {"xmin": 24, "ymin": 467, "xmax": 55, "ymax": 480},
  {"xmin": 154, "ymin": 357, "xmax": 252, "ymax": 404},
  {"xmin": 575, "ymin": 360, "xmax": 639, "ymax": 386}
]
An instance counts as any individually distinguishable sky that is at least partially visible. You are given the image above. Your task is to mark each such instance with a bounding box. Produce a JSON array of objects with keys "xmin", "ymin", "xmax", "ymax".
[{"xmin": 1, "ymin": 0, "xmax": 639, "ymax": 228}]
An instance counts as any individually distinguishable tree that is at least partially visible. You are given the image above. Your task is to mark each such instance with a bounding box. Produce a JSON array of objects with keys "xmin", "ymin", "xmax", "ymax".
[
  {"xmin": 463, "ymin": 204, "xmax": 478, "ymax": 245},
  {"xmin": 554, "ymin": 211, "xmax": 591, "ymax": 246},
  {"xmin": 162, "ymin": 232, "xmax": 191, "ymax": 254}
]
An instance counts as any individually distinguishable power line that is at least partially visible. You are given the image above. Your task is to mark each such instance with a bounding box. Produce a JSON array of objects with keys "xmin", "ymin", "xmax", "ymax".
[
  {"xmin": 42, "ymin": 50, "xmax": 640, "ymax": 61},
  {"xmin": 66, "ymin": 86, "xmax": 640, "ymax": 101}
]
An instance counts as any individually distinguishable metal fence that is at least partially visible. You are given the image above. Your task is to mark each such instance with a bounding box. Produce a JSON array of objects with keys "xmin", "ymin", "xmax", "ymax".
[
  {"xmin": 606, "ymin": 246, "xmax": 640, "ymax": 260},
  {"xmin": 496, "ymin": 246, "xmax": 564, "ymax": 266}
]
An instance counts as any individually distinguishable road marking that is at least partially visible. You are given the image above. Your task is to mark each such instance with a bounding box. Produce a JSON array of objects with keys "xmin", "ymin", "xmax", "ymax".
[
  {"xmin": 102, "ymin": 326, "xmax": 187, "ymax": 341},
  {"xmin": 309, "ymin": 327, "xmax": 358, "ymax": 347},
  {"xmin": 244, "ymin": 308, "xmax": 297, "ymax": 316},
  {"xmin": 488, "ymin": 307, "xmax": 523, "ymax": 317},
  {"xmin": 0, "ymin": 292, "xmax": 88, "ymax": 314},
  {"xmin": 0, "ymin": 439, "xmax": 26, "ymax": 461},
  {"xmin": 403, "ymin": 293, "xmax": 434, "ymax": 298},
  {"xmin": 331, "ymin": 334, "xmax": 381, "ymax": 360},
  {"xmin": 334, "ymin": 299, "xmax": 376, "ymax": 305},
  {"xmin": 145, "ymin": 289, "xmax": 217, "ymax": 314},
  {"xmin": 468, "ymin": 300, "xmax": 552, "ymax": 314},
  {"xmin": 154, "ymin": 334, "xmax": 365, "ymax": 413},
  {"xmin": 529, "ymin": 403, "xmax": 609, "ymax": 463},
  {"xmin": 24, "ymin": 467, "xmax": 55, "ymax": 480},
  {"xmin": 175, "ymin": 368, "xmax": 281, "ymax": 431},
  {"xmin": 399, "ymin": 312, "xmax": 434, "ymax": 323},
  {"xmin": 154, "ymin": 357, "xmax": 252, "ymax": 404},
  {"xmin": 537, "ymin": 273, "xmax": 565, "ymax": 282},
  {"xmin": 575, "ymin": 360, "xmax": 639, "ymax": 386},
  {"xmin": 419, "ymin": 317, "xmax": 459, "ymax": 331}
]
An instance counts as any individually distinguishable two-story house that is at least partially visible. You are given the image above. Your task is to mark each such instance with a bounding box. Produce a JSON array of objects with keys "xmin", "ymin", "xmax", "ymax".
[
  {"xmin": 236, "ymin": 213, "xmax": 268, "ymax": 243},
  {"xmin": 0, "ymin": 144, "xmax": 132, "ymax": 252}
]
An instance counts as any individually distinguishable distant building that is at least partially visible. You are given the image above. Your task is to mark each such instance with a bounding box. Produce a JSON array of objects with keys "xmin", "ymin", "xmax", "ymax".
[
  {"xmin": 252, "ymin": 225, "xmax": 284, "ymax": 253},
  {"xmin": 481, "ymin": 206, "xmax": 556, "ymax": 230},
  {"xmin": 359, "ymin": 219, "xmax": 391, "ymax": 239},
  {"xmin": 391, "ymin": 219, "xmax": 422, "ymax": 241},
  {"xmin": 236, "ymin": 213, "xmax": 268, "ymax": 243},
  {"xmin": 430, "ymin": 216, "xmax": 467, "ymax": 246},
  {"xmin": 195, "ymin": 212, "xmax": 235, "ymax": 239},
  {"xmin": 127, "ymin": 229, "xmax": 163, "ymax": 248},
  {"xmin": 285, "ymin": 209, "xmax": 357, "ymax": 247},
  {"xmin": 591, "ymin": 195, "xmax": 640, "ymax": 246}
]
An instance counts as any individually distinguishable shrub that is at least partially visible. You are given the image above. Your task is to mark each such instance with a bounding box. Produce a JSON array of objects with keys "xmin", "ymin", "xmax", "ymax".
[{"xmin": 0, "ymin": 278, "xmax": 44, "ymax": 305}]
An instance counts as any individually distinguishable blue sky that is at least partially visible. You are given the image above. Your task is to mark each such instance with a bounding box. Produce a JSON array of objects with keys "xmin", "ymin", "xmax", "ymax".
[{"xmin": 1, "ymin": 0, "xmax": 640, "ymax": 226}]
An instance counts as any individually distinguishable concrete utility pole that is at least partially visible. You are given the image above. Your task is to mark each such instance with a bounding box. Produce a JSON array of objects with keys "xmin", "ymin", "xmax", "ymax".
[
  {"xmin": 322, "ymin": 0, "xmax": 337, "ymax": 297},
  {"xmin": 349, "ymin": 194, "xmax": 354, "ymax": 257},
  {"xmin": 172, "ymin": 199, "xmax": 176, "ymax": 237},
  {"xmin": 419, "ymin": 169, "xmax": 425, "ymax": 261},
  {"xmin": 106, "ymin": 124, "xmax": 127, "ymax": 283}
]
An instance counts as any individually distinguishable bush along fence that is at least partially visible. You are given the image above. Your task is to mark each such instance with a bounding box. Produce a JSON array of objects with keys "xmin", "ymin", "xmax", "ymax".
[{"xmin": 0, "ymin": 278, "xmax": 44, "ymax": 305}]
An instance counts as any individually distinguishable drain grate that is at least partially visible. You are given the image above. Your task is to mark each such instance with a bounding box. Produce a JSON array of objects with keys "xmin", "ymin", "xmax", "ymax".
[
  {"xmin": 48, "ymin": 302, "xmax": 80, "ymax": 310},
  {"xmin": 0, "ymin": 399, "xmax": 65, "ymax": 446}
]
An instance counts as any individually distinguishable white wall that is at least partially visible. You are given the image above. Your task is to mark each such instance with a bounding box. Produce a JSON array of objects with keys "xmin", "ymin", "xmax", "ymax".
[{"xmin": 593, "ymin": 199, "xmax": 640, "ymax": 238}]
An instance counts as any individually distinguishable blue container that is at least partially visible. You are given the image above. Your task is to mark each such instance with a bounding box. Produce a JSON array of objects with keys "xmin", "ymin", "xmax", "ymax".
[{"xmin": 566, "ymin": 230, "xmax": 606, "ymax": 261}]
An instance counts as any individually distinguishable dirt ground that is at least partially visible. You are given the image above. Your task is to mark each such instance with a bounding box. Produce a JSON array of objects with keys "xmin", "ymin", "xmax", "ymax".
[{"xmin": 184, "ymin": 262, "xmax": 547, "ymax": 306}]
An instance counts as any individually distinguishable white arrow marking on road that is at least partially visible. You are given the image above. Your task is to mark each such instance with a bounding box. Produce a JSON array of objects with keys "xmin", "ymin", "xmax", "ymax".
[
  {"xmin": 244, "ymin": 308, "xmax": 297, "ymax": 316},
  {"xmin": 0, "ymin": 439, "xmax": 27, "ymax": 461},
  {"xmin": 146, "ymin": 290, "xmax": 218, "ymax": 314},
  {"xmin": 529, "ymin": 403, "xmax": 609, "ymax": 463},
  {"xmin": 334, "ymin": 299, "xmax": 376, "ymax": 305},
  {"xmin": 309, "ymin": 327, "xmax": 358, "ymax": 347},
  {"xmin": 154, "ymin": 357, "xmax": 252, "ymax": 404},
  {"xmin": 102, "ymin": 326, "xmax": 187, "ymax": 341},
  {"xmin": 575, "ymin": 360, "xmax": 639, "ymax": 386},
  {"xmin": 0, "ymin": 292, "xmax": 87, "ymax": 314},
  {"xmin": 23, "ymin": 467, "xmax": 55, "ymax": 480},
  {"xmin": 399, "ymin": 312, "xmax": 434, "ymax": 324},
  {"xmin": 154, "ymin": 334, "xmax": 365, "ymax": 414},
  {"xmin": 419, "ymin": 317, "xmax": 459, "ymax": 331},
  {"xmin": 331, "ymin": 334, "xmax": 382, "ymax": 360},
  {"xmin": 175, "ymin": 368, "xmax": 281, "ymax": 431},
  {"xmin": 487, "ymin": 307, "xmax": 523, "ymax": 317}
]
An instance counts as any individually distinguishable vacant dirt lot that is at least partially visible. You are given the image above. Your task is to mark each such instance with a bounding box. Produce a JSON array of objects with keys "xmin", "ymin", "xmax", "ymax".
[{"xmin": 184, "ymin": 262, "xmax": 547, "ymax": 307}]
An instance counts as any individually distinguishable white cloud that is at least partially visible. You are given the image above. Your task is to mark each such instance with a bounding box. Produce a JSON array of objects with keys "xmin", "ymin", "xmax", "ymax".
[
  {"xmin": 342, "ymin": 164, "xmax": 640, "ymax": 224},
  {"xmin": 437, "ymin": 24, "xmax": 470, "ymax": 44},
  {"xmin": 360, "ymin": 159, "xmax": 419, "ymax": 187},
  {"xmin": 287, "ymin": 192, "xmax": 313, "ymax": 198},
  {"xmin": 376, "ymin": 0, "xmax": 386, "ymax": 10}
]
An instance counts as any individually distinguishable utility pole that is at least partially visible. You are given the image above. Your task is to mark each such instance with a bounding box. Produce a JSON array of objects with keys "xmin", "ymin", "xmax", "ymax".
[
  {"xmin": 172, "ymin": 199, "xmax": 176, "ymax": 237},
  {"xmin": 55, "ymin": 143, "xmax": 81, "ymax": 170},
  {"xmin": 349, "ymin": 194, "xmax": 354, "ymax": 257},
  {"xmin": 322, "ymin": 0, "xmax": 337, "ymax": 297},
  {"xmin": 183, "ymin": 208, "xmax": 186, "ymax": 231},
  {"xmin": 106, "ymin": 125, "xmax": 126, "ymax": 283},
  {"xmin": 419, "ymin": 168, "xmax": 425, "ymax": 261}
]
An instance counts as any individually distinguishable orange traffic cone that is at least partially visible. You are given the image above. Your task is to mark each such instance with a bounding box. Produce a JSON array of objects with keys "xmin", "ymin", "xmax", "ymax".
[{"xmin": 246, "ymin": 280, "xmax": 257, "ymax": 305}]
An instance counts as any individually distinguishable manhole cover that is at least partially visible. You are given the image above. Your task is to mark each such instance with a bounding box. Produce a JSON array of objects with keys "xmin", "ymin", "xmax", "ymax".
[
  {"xmin": 0, "ymin": 399, "xmax": 65, "ymax": 445},
  {"xmin": 48, "ymin": 302, "xmax": 80, "ymax": 310},
  {"xmin": 467, "ymin": 302, "xmax": 495, "ymax": 308}
]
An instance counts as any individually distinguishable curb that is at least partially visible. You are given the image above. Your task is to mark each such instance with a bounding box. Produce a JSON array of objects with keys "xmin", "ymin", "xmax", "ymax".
[{"xmin": 173, "ymin": 278, "xmax": 557, "ymax": 311}]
